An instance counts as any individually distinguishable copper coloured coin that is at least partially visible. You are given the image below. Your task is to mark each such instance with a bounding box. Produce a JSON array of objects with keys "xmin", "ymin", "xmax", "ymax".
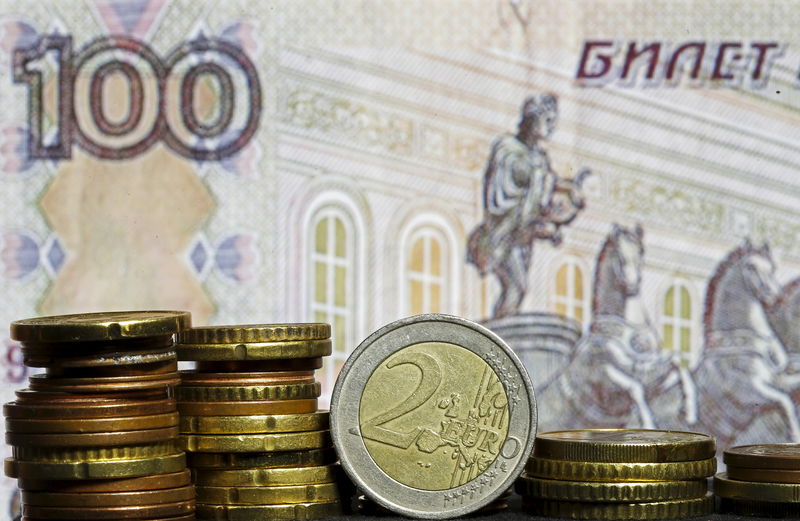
[
  {"xmin": 14, "ymin": 388, "xmax": 169, "ymax": 402},
  {"xmin": 7, "ymin": 426, "xmax": 180, "ymax": 447},
  {"xmin": 5, "ymin": 398, "xmax": 176, "ymax": 419},
  {"xmin": 22, "ymin": 485, "xmax": 195, "ymax": 507},
  {"xmin": 28, "ymin": 373, "xmax": 180, "ymax": 392},
  {"xmin": 17, "ymin": 469, "xmax": 191, "ymax": 492},
  {"xmin": 195, "ymin": 358, "xmax": 323, "ymax": 372},
  {"xmin": 44, "ymin": 360, "xmax": 177, "ymax": 377},
  {"xmin": 22, "ymin": 499, "xmax": 195, "ymax": 519},
  {"xmin": 25, "ymin": 347, "xmax": 176, "ymax": 369},
  {"xmin": 177, "ymin": 398, "xmax": 317, "ymax": 416},
  {"xmin": 724, "ymin": 444, "xmax": 800, "ymax": 469},
  {"xmin": 6, "ymin": 413, "xmax": 178, "ymax": 433}
]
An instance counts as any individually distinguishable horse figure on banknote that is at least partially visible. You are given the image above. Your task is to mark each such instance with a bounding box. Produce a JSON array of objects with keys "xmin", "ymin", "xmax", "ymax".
[
  {"xmin": 693, "ymin": 240, "xmax": 800, "ymax": 446},
  {"xmin": 540, "ymin": 223, "xmax": 694, "ymax": 430}
]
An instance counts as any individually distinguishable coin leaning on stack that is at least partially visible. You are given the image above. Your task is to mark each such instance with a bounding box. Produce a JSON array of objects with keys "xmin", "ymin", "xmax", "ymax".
[
  {"xmin": 716, "ymin": 443, "xmax": 800, "ymax": 517},
  {"xmin": 4, "ymin": 311, "xmax": 195, "ymax": 521},
  {"xmin": 517, "ymin": 429, "xmax": 716, "ymax": 520},
  {"xmin": 176, "ymin": 324, "xmax": 345, "ymax": 521}
]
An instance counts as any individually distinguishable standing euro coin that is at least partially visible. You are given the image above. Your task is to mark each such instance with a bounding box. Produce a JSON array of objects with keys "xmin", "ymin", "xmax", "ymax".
[{"xmin": 330, "ymin": 314, "xmax": 536, "ymax": 518}]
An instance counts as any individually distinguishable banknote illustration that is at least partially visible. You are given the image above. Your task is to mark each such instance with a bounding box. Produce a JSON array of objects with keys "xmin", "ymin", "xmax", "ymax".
[{"xmin": 1, "ymin": 0, "xmax": 800, "ymax": 517}]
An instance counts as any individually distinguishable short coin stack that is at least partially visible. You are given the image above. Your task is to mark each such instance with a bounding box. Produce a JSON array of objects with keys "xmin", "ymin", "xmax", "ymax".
[
  {"xmin": 517, "ymin": 429, "xmax": 716, "ymax": 519},
  {"xmin": 716, "ymin": 443, "xmax": 800, "ymax": 517},
  {"xmin": 4, "ymin": 311, "xmax": 195, "ymax": 521},
  {"xmin": 176, "ymin": 324, "xmax": 343, "ymax": 520}
]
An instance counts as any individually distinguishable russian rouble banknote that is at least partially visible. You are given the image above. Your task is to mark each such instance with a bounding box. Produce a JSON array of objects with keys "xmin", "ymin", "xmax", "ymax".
[{"xmin": 1, "ymin": 0, "xmax": 800, "ymax": 515}]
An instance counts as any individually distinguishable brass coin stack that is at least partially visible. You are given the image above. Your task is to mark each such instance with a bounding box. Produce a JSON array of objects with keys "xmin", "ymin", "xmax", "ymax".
[
  {"xmin": 716, "ymin": 443, "xmax": 800, "ymax": 517},
  {"xmin": 176, "ymin": 324, "xmax": 343, "ymax": 520},
  {"xmin": 517, "ymin": 429, "xmax": 716, "ymax": 520},
  {"xmin": 4, "ymin": 311, "xmax": 195, "ymax": 521}
]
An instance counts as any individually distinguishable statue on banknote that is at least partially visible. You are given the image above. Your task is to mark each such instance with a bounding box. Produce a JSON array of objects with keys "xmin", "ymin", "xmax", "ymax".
[{"xmin": 467, "ymin": 94, "xmax": 590, "ymax": 319}]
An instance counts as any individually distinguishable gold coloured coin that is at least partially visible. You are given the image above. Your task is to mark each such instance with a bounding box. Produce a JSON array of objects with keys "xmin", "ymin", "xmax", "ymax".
[
  {"xmin": 5, "ymin": 453, "xmax": 186, "ymax": 479},
  {"xmin": 22, "ymin": 485, "xmax": 195, "ymax": 507},
  {"xmin": 196, "ymin": 482, "xmax": 339, "ymax": 505},
  {"xmin": 26, "ymin": 350, "xmax": 176, "ymax": 369},
  {"xmin": 179, "ymin": 324, "xmax": 330, "ymax": 344},
  {"xmin": 180, "ymin": 411, "xmax": 329, "ymax": 434},
  {"xmin": 13, "ymin": 441, "xmax": 178, "ymax": 462},
  {"xmin": 22, "ymin": 499, "xmax": 196, "ymax": 520},
  {"xmin": 4, "ymin": 398, "xmax": 176, "ymax": 419},
  {"xmin": 6, "ymin": 412, "xmax": 178, "ymax": 433},
  {"xmin": 193, "ymin": 465, "xmax": 338, "ymax": 486},
  {"xmin": 718, "ymin": 497, "xmax": 800, "ymax": 517},
  {"xmin": 525, "ymin": 457, "xmax": 716, "ymax": 482},
  {"xmin": 195, "ymin": 358, "xmax": 323, "ymax": 372},
  {"xmin": 7, "ymin": 426, "xmax": 179, "ymax": 447},
  {"xmin": 724, "ymin": 444, "xmax": 800, "ymax": 469},
  {"xmin": 522, "ymin": 494, "xmax": 714, "ymax": 520},
  {"xmin": 187, "ymin": 448, "xmax": 336, "ymax": 469},
  {"xmin": 727, "ymin": 465, "xmax": 800, "ymax": 483},
  {"xmin": 177, "ymin": 339, "xmax": 332, "ymax": 361},
  {"xmin": 20, "ymin": 335, "xmax": 174, "ymax": 356},
  {"xmin": 177, "ymin": 382, "xmax": 320, "ymax": 401},
  {"xmin": 180, "ymin": 430, "xmax": 330, "ymax": 453},
  {"xmin": 515, "ymin": 475, "xmax": 707, "ymax": 502},
  {"xmin": 177, "ymin": 399, "xmax": 317, "ymax": 416},
  {"xmin": 195, "ymin": 501, "xmax": 341, "ymax": 521},
  {"xmin": 11, "ymin": 311, "xmax": 191, "ymax": 342},
  {"xmin": 533, "ymin": 429, "xmax": 716, "ymax": 463},
  {"xmin": 715, "ymin": 472, "xmax": 800, "ymax": 502},
  {"xmin": 179, "ymin": 370, "xmax": 315, "ymax": 385},
  {"xmin": 17, "ymin": 469, "xmax": 191, "ymax": 492}
]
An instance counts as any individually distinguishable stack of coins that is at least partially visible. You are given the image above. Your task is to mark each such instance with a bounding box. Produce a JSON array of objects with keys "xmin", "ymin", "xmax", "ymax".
[
  {"xmin": 517, "ymin": 429, "xmax": 716, "ymax": 519},
  {"xmin": 176, "ymin": 324, "xmax": 344, "ymax": 520},
  {"xmin": 4, "ymin": 311, "xmax": 195, "ymax": 521},
  {"xmin": 716, "ymin": 443, "xmax": 800, "ymax": 517}
]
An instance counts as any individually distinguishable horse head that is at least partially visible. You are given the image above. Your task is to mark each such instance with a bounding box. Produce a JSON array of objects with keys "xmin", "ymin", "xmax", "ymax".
[
  {"xmin": 703, "ymin": 239, "xmax": 780, "ymax": 348},
  {"xmin": 592, "ymin": 223, "xmax": 645, "ymax": 316}
]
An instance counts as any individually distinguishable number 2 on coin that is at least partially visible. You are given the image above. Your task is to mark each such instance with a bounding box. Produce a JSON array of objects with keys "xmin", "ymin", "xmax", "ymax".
[{"xmin": 359, "ymin": 351, "xmax": 441, "ymax": 449}]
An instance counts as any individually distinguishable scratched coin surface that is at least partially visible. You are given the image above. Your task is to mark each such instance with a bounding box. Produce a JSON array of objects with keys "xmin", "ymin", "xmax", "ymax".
[{"xmin": 331, "ymin": 314, "xmax": 536, "ymax": 519}]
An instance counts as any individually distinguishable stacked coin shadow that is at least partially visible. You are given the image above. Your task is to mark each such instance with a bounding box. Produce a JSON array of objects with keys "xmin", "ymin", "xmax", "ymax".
[
  {"xmin": 176, "ymin": 324, "xmax": 345, "ymax": 520},
  {"xmin": 516, "ymin": 429, "xmax": 716, "ymax": 520},
  {"xmin": 355, "ymin": 488, "xmax": 513, "ymax": 516},
  {"xmin": 716, "ymin": 443, "xmax": 800, "ymax": 517},
  {"xmin": 4, "ymin": 311, "xmax": 195, "ymax": 521}
]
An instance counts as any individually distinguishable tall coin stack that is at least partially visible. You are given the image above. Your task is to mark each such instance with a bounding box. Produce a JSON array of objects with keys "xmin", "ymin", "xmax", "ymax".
[
  {"xmin": 175, "ymin": 324, "xmax": 343, "ymax": 521},
  {"xmin": 4, "ymin": 311, "xmax": 195, "ymax": 521},
  {"xmin": 517, "ymin": 429, "xmax": 716, "ymax": 520},
  {"xmin": 716, "ymin": 443, "xmax": 800, "ymax": 517}
]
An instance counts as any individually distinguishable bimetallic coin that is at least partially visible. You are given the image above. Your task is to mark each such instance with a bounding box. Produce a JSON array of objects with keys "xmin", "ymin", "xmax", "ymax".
[
  {"xmin": 6, "ymin": 412, "xmax": 178, "ymax": 433},
  {"xmin": 187, "ymin": 448, "xmax": 336, "ymax": 469},
  {"xmin": 525, "ymin": 457, "xmax": 716, "ymax": 482},
  {"xmin": 718, "ymin": 497, "xmax": 800, "ymax": 517},
  {"xmin": 22, "ymin": 499, "xmax": 195, "ymax": 520},
  {"xmin": 17, "ymin": 469, "xmax": 191, "ymax": 492},
  {"xmin": 192, "ymin": 465, "xmax": 338, "ymax": 486},
  {"xmin": 180, "ymin": 430, "xmax": 330, "ymax": 453},
  {"xmin": 195, "ymin": 501, "xmax": 341, "ymax": 521},
  {"xmin": 533, "ymin": 429, "xmax": 716, "ymax": 463},
  {"xmin": 196, "ymin": 483, "xmax": 339, "ymax": 505},
  {"xmin": 13, "ymin": 441, "xmax": 178, "ymax": 462},
  {"xmin": 715, "ymin": 472, "xmax": 800, "ymax": 502},
  {"xmin": 177, "ymin": 399, "xmax": 317, "ymax": 416},
  {"xmin": 7, "ymin": 426, "xmax": 179, "ymax": 447},
  {"xmin": 176, "ymin": 382, "xmax": 320, "ymax": 401},
  {"xmin": 22, "ymin": 485, "xmax": 195, "ymax": 507},
  {"xmin": 727, "ymin": 465, "xmax": 800, "ymax": 483},
  {"xmin": 11, "ymin": 311, "xmax": 191, "ymax": 342},
  {"xmin": 522, "ymin": 495, "xmax": 714, "ymax": 520},
  {"xmin": 5, "ymin": 453, "xmax": 186, "ymax": 479},
  {"xmin": 515, "ymin": 475, "xmax": 707, "ymax": 502},
  {"xmin": 179, "ymin": 324, "xmax": 330, "ymax": 344},
  {"xmin": 180, "ymin": 411, "xmax": 329, "ymax": 434},
  {"xmin": 724, "ymin": 444, "xmax": 800, "ymax": 469},
  {"xmin": 331, "ymin": 314, "xmax": 536, "ymax": 519},
  {"xmin": 177, "ymin": 339, "xmax": 332, "ymax": 361},
  {"xmin": 4, "ymin": 398, "xmax": 176, "ymax": 419}
]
